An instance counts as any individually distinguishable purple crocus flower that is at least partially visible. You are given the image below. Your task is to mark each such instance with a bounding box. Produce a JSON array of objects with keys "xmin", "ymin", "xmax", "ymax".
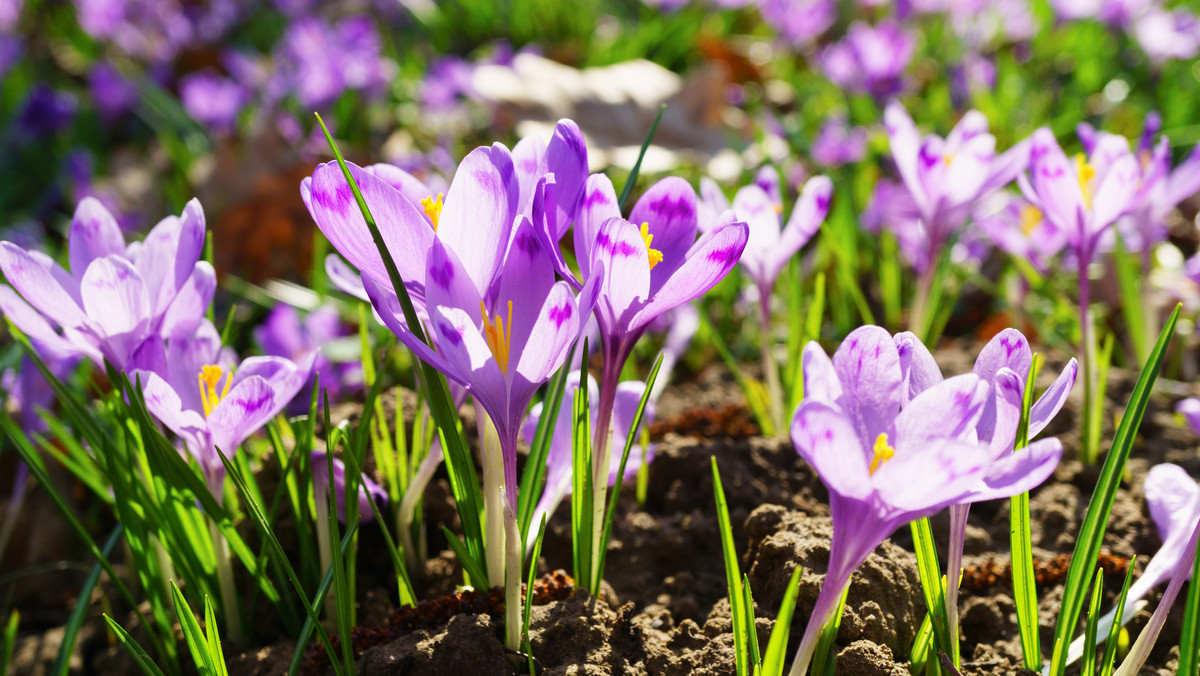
[
  {"xmin": 89, "ymin": 62, "xmax": 138, "ymax": 121},
  {"xmin": 519, "ymin": 372, "xmax": 655, "ymax": 547},
  {"xmin": 1064, "ymin": 462, "xmax": 1200, "ymax": 665},
  {"xmin": 1131, "ymin": 7, "xmax": 1200, "ymax": 63},
  {"xmin": 16, "ymin": 85, "xmax": 76, "ymax": 139},
  {"xmin": 180, "ymin": 70, "xmax": 246, "ymax": 135},
  {"xmin": 255, "ymin": 303, "xmax": 363, "ymax": 414},
  {"xmin": 788, "ymin": 325, "xmax": 1006, "ymax": 674},
  {"xmin": 697, "ymin": 177, "xmax": 731, "ymax": 234},
  {"xmin": 895, "ymin": 328, "xmax": 1075, "ymax": 653},
  {"xmin": 819, "ymin": 20, "xmax": 914, "ymax": 101},
  {"xmin": 732, "ymin": 174, "xmax": 832, "ymax": 312},
  {"xmin": 136, "ymin": 324, "xmax": 315, "ymax": 497},
  {"xmin": 0, "ymin": 197, "xmax": 214, "ymax": 371},
  {"xmin": 973, "ymin": 192, "xmax": 1068, "ymax": 273},
  {"xmin": 755, "ymin": 0, "xmax": 836, "ymax": 47},
  {"xmin": 0, "ymin": 36, "xmax": 20, "ymax": 77},
  {"xmin": 812, "ymin": 117, "xmax": 867, "ymax": 168},
  {"xmin": 311, "ymin": 451, "xmax": 388, "ymax": 523}
]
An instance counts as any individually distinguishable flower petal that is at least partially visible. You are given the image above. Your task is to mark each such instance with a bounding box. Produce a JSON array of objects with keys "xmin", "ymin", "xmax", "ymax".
[
  {"xmin": 731, "ymin": 184, "xmax": 780, "ymax": 287},
  {"xmin": 873, "ymin": 437, "xmax": 989, "ymax": 512},
  {"xmin": 959, "ymin": 437, "xmax": 1062, "ymax": 503},
  {"xmin": 884, "ymin": 101, "xmax": 928, "ymax": 214},
  {"xmin": 893, "ymin": 373, "xmax": 988, "ymax": 449},
  {"xmin": 698, "ymin": 177, "xmax": 730, "ymax": 234},
  {"xmin": 68, "ymin": 197, "xmax": 126, "ymax": 278},
  {"xmin": 0, "ymin": 284, "xmax": 93, "ymax": 361},
  {"xmin": 512, "ymin": 132, "xmax": 547, "ymax": 217},
  {"xmin": 429, "ymin": 305, "xmax": 508, "ymax": 423},
  {"xmin": 790, "ymin": 400, "xmax": 870, "ymax": 500},
  {"xmin": 894, "ymin": 331, "xmax": 942, "ymax": 404},
  {"xmin": 1028, "ymin": 358, "xmax": 1078, "ymax": 439},
  {"xmin": 80, "ymin": 255, "xmax": 153, "ymax": 366},
  {"xmin": 364, "ymin": 163, "xmax": 434, "ymax": 214},
  {"xmin": 325, "ymin": 254, "xmax": 370, "ymax": 302},
  {"xmin": 135, "ymin": 199, "xmax": 206, "ymax": 316},
  {"xmin": 362, "ymin": 275, "xmax": 463, "ymax": 386},
  {"xmin": 592, "ymin": 217, "xmax": 651, "ymax": 333},
  {"xmin": 1144, "ymin": 463, "xmax": 1200, "ymax": 544},
  {"xmin": 436, "ymin": 144, "xmax": 519, "ymax": 295},
  {"xmin": 0, "ymin": 242, "xmax": 88, "ymax": 329},
  {"xmin": 209, "ymin": 375, "xmax": 278, "ymax": 454},
  {"xmin": 574, "ymin": 174, "xmax": 621, "ymax": 281},
  {"xmin": 767, "ymin": 175, "xmax": 832, "ymax": 283},
  {"xmin": 801, "ymin": 340, "xmax": 843, "ymax": 404},
  {"xmin": 137, "ymin": 371, "xmax": 209, "ymax": 450},
  {"xmin": 832, "ymin": 325, "xmax": 904, "ymax": 447},
  {"xmin": 631, "ymin": 219, "xmax": 748, "ymax": 333},
  {"xmin": 515, "ymin": 281, "xmax": 580, "ymax": 386},
  {"xmin": 544, "ymin": 119, "xmax": 589, "ymax": 233},
  {"xmin": 631, "ymin": 177, "xmax": 699, "ymax": 287},
  {"xmin": 159, "ymin": 262, "xmax": 216, "ymax": 338},
  {"xmin": 985, "ymin": 368, "xmax": 1024, "ymax": 454},
  {"xmin": 500, "ymin": 217, "xmax": 557, "ymax": 359},
  {"xmin": 308, "ymin": 160, "xmax": 434, "ymax": 294}
]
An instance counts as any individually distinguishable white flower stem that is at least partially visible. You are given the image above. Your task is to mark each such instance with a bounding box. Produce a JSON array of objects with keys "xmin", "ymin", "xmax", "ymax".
[
  {"xmin": 477, "ymin": 406, "xmax": 506, "ymax": 589},
  {"xmin": 208, "ymin": 516, "xmax": 243, "ymax": 644},
  {"xmin": 503, "ymin": 493, "xmax": 522, "ymax": 652}
]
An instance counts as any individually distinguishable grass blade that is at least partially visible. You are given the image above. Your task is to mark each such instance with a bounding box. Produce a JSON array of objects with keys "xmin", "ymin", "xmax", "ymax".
[
  {"xmin": 1, "ymin": 610, "xmax": 18, "ymax": 676},
  {"xmin": 285, "ymin": 522, "xmax": 360, "ymax": 676},
  {"xmin": 522, "ymin": 515, "xmax": 549, "ymax": 674},
  {"xmin": 760, "ymin": 565, "xmax": 803, "ymax": 676},
  {"xmin": 1101, "ymin": 558, "xmax": 1136, "ymax": 676},
  {"xmin": 617, "ymin": 103, "xmax": 666, "ymax": 210},
  {"xmin": 53, "ymin": 524, "xmax": 123, "ymax": 676},
  {"xmin": 171, "ymin": 582, "xmax": 218, "ymax": 676},
  {"xmin": 441, "ymin": 526, "xmax": 489, "ymax": 589},
  {"xmin": 1048, "ymin": 304, "xmax": 1181, "ymax": 676},
  {"xmin": 743, "ymin": 573, "xmax": 760, "ymax": 668},
  {"xmin": 1180, "ymin": 534, "xmax": 1200, "ymax": 676},
  {"xmin": 1083, "ymin": 568, "xmax": 1104, "ymax": 675},
  {"xmin": 570, "ymin": 340, "xmax": 594, "ymax": 590},
  {"xmin": 103, "ymin": 615, "xmax": 167, "ymax": 676},
  {"xmin": 711, "ymin": 457, "xmax": 749, "ymax": 676},
  {"xmin": 203, "ymin": 596, "xmax": 229, "ymax": 676},
  {"xmin": 911, "ymin": 517, "xmax": 950, "ymax": 674},
  {"xmin": 909, "ymin": 613, "xmax": 934, "ymax": 673},
  {"xmin": 1011, "ymin": 356, "xmax": 1042, "ymax": 670}
]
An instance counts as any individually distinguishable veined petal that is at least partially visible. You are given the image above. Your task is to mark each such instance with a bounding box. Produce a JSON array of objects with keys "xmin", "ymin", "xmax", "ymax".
[
  {"xmin": 159, "ymin": 262, "xmax": 215, "ymax": 338},
  {"xmin": 731, "ymin": 184, "xmax": 781, "ymax": 286},
  {"xmin": 425, "ymin": 237, "xmax": 484, "ymax": 321},
  {"xmin": 958, "ymin": 437, "xmax": 1062, "ymax": 503},
  {"xmin": 754, "ymin": 165, "xmax": 782, "ymax": 205},
  {"xmin": 532, "ymin": 176, "xmax": 581, "ymax": 288},
  {"xmin": 893, "ymin": 373, "xmax": 988, "ymax": 449},
  {"xmin": 973, "ymin": 329, "xmax": 1033, "ymax": 381},
  {"xmin": 698, "ymin": 177, "xmax": 731, "ymax": 234},
  {"xmin": 1028, "ymin": 128, "xmax": 1085, "ymax": 236},
  {"xmin": 1145, "ymin": 463, "xmax": 1200, "ymax": 544},
  {"xmin": 501, "ymin": 218, "xmax": 557, "ymax": 359},
  {"xmin": 0, "ymin": 242, "xmax": 88, "ymax": 329},
  {"xmin": 437, "ymin": 144, "xmax": 519, "ymax": 296},
  {"xmin": 68, "ymin": 197, "xmax": 126, "ymax": 278},
  {"xmin": 832, "ymin": 325, "xmax": 903, "ymax": 448},
  {"xmin": 308, "ymin": 160, "xmax": 434, "ymax": 295},
  {"xmin": 791, "ymin": 400, "xmax": 870, "ymax": 500},
  {"xmin": 545, "ymin": 119, "xmax": 588, "ymax": 232},
  {"xmin": 944, "ymin": 133, "xmax": 996, "ymax": 207},
  {"xmin": 1091, "ymin": 152, "xmax": 1140, "ymax": 233},
  {"xmin": 894, "ymin": 331, "xmax": 942, "ymax": 404},
  {"xmin": 1165, "ymin": 143, "xmax": 1200, "ymax": 208},
  {"xmin": 232, "ymin": 353, "xmax": 316, "ymax": 405},
  {"xmin": 767, "ymin": 175, "xmax": 832, "ymax": 284},
  {"xmin": 1028, "ymin": 358, "xmax": 1078, "ymax": 439},
  {"xmin": 873, "ymin": 437, "xmax": 989, "ymax": 512},
  {"xmin": 575, "ymin": 174, "xmax": 621, "ymax": 281},
  {"xmin": 513, "ymin": 133, "xmax": 547, "ymax": 217},
  {"xmin": 515, "ymin": 281, "xmax": 580, "ymax": 386},
  {"xmin": 985, "ymin": 368, "xmax": 1024, "ymax": 454},
  {"xmin": 801, "ymin": 341, "xmax": 843, "ymax": 404},
  {"xmin": 167, "ymin": 319, "xmax": 228, "ymax": 414},
  {"xmin": 428, "ymin": 305, "xmax": 508, "ymax": 423},
  {"xmin": 631, "ymin": 176, "xmax": 699, "ymax": 287},
  {"xmin": 979, "ymin": 135, "xmax": 1033, "ymax": 195},
  {"xmin": 592, "ymin": 217, "xmax": 651, "ymax": 332},
  {"xmin": 80, "ymin": 255, "xmax": 153, "ymax": 365},
  {"xmin": 631, "ymin": 219, "xmax": 748, "ymax": 333},
  {"xmin": 362, "ymin": 275, "xmax": 463, "ymax": 387},
  {"xmin": 136, "ymin": 199, "xmax": 206, "ymax": 316},
  {"xmin": 209, "ymin": 375, "xmax": 278, "ymax": 455},
  {"xmin": 947, "ymin": 109, "xmax": 990, "ymax": 149}
]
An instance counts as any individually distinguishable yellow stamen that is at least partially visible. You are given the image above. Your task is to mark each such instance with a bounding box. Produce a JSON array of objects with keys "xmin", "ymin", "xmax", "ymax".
[
  {"xmin": 1019, "ymin": 204, "xmax": 1042, "ymax": 236},
  {"xmin": 480, "ymin": 300, "xmax": 514, "ymax": 374},
  {"xmin": 420, "ymin": 193, "xmax": 444, "ymax": 231},
  {"xmin": 943, "ymin": 154, "xmax": 954, "ymax": 166},
  {"xmin": 773, "ymin": 203, "xmax": 784, "ymax": 214},
  {"xmin": 198, "ymin": 365, "xmax": 234, "ymax": 417},
  {"xmin": 640, "ymin": 222, "xmax": 663, "ymax": 270},
  {"xmin": 1075, "ymin": 153, "xmax": 1096, "ymax": 211},
  {"xmin": 869, "ymin": 433, "xmax": 895, "ymax": 476}
]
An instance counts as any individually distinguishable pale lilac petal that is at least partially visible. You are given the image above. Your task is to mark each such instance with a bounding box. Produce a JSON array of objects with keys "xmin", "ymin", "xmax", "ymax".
[
  {"xmin": 209, "ymin": 375, "xmax": 278, "ymax": 454},
  {"xmin": 500, "ymin": 218, "xmax": 557, "ymax": 359},
  {"xmin": 698, "ymin": 177, "xmax": 730, "ymax": 233},
  {"xmin": 0, "ymin": 285, "xmax": 93, "ymax": 361},
  {"xmin": 364, "ymin": 163, "xmax": 435, "ymax": 213},
  {"xmin": 1091, "ymin": 152, "xmax": 1140, "ymax": 233},
  {"xmin": 544, "ymin": 119, "xmax": 589, "ymax": 232},
  {"xmin": 138, "ymin": 371, "xmax": 209, "ymax": 450},
  {"xmin": 325, "ymin": 254, "xmax": 370, "ymax": 302},
  {"xmin": 979, "ymin": 135, "xmax": 1032, "ymax": 195},
  {"xmin": 631, "ymin": 219, "xmax": 748, "ymax": 332},
  {"xmin": 424, "ymin": 237, "xmax": 484, "ymax": 321},
  {"xmin": 312, "ymin": 450, "xmax": 388, "ymax": 523},
  {"xmin": 0, "ymin": 242, "xmax": 88, "ymax": 329},
  {"xmin": 944, "ymin": 133, "xmax": 996, "ymax": 207},
  {"xmin": 167, "ymin": 319, "xmax": 228, "ymax": 413},
  {"xmin": 80, "ymin": 255, "xmax": 152, "ymax": 365},
  {"xmin": 766, "ymin": 175, "xmax": 832, "ymax": 283},
  {"xmin": 1028, "ymin": 128, "xmax": 1085, "ymax": 237},
  {"xmin": 791, "ymin": 400, "xmax": 870, "ymax": 500},
  {"xmin": 136, "ymin": 199, "xmax": 206, "ymax": 316},
  {"xmin": 436, "ymin": 144, "xmax": 519, "ymax": 295},
  {"xmin": 894, "ymin": 331, "xmax": 942, "ymax": 404},
  {"xmin": 232, "ymin": 353, "xmax": 315, "ymax": 404},
  {"xmin": 159, "ymin": 262, "xmax": 215, "ymax": 338},
  {"xmin": 832, "ymin": 325, "xmax": 904, "ymax": 447},
  {"xmin": 959, "ymin": 437, "xmax": 1062, "ymax": 503},
  {"xmin": 731, "ymin": 184, "xmax": 781, "ymax": 287},
  {"xmin": 1145, "ymin": 463, "xmax": 1200, "ymax": 544},
  {"xmin": 428, "ymin": 305, "xmax": 507, "ymax": 421},
  {"xmin": 1178, "ymin": 397, "xmax": 1200, "ymax": 437},
  {"xmin": 972, "ymin": 329, "xmax": 1033, "ymax": 382},
  {"xmin": 575, "ymin": 174, "xmax": 621, "ymax": 280},
  {"xmin": 68, "ymin": 197, "xmax": 125, "ymax": 277},
  {"xmin": 532, "ymin": 176, "xmax": 580, "ymax": 288},
  {"xmin": 362, "ymin": 275, "xmax": 462, "ymax": 386},
  {"xmin": 630, "ymin": 177, "xmax": 699, "ymax": 287},
  {"xmin": 515, "ymin": 282, "xmax": 580, "ymax": 385},
  {"xmin": 801, "ymin": 341, "xmax": 843, "ymax": 404},
  {"xmin": 512, "ymin": 133, "xmax": 547, "ymax": 217},
  {"xmin": 592, "ymin": 217, "xmax": 651, "ymax": 332},
  {"xmin": 755, "ymin": 165, "xmax": 782, "ymax": 205},
  {"xmin": 946, "ymin": 110, "xmax": 989, "ymax": 149},
  {"xmin": 894, "ymin": 373, "xmax": 988, "ymax": 449},
  {"xmin": 984, "ymin": 368, "xmax": 1024, "ymax": 454},
  {"xmin": 308, "ymin": 160, "xmax": 434, "ymax": 294},
  {"xmin": 1028, "ymin": 358, "xmax": 1078, "ymax": 439},
  {"xmin": 884, "ymin": 101, "xmax": 927, "ymax": 214},
  {"xmin": 1165, "ymin": 144, "xmax": 1200, "ymax": 208},
  {"xmin": 873, "ymin": 437, "xmax": 989, "ymax": 512}
]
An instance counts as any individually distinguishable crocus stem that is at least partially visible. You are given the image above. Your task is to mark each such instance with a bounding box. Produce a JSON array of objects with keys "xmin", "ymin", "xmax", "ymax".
[
  {"xmin": 590, "ymin": 344, "xmax": 623, "ymax": 593},
  {"xmin": 790, "ymin": 574, "xmax": 851, "ymax": 676},
  {"xmin": 945, "ymin": 503, "xmax": 969, "ymax": 668},
  {"xmin": 314, "ymin": 490, "xmax": 335, "ymax": 622},
  {"xmin": 1079, "ymin": 253, "xmax": 1097, "ymax": 464},
  {"xmin": 760, "ymin": 292, "xmax": 785, "ymax": 437},
  {"xmin": 476, "ymin": 406, "xmax": 507, "ymax": 589},
  {"xmin": 399, "ymin": 442, "xmax": 444, "ymax": 578},
  {"xmin": 503, "ymin": 493, "xmax": 522, "ymax": 652},
  {"xmin": 911, "ymin": 265, "xmax": 935, "ymax": 342},
  {"xmin": 209, "ymin": 516, "xmax": 243, "ymax": 644},
  {"xmin": 1113, "ymin": 525, "xmax": 1199, "ymax": 676}
]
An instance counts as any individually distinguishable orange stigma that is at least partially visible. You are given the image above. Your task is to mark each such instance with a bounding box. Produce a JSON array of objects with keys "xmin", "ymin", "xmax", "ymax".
[
  {"xmin": 198, "ymin": 365, "xmax": 234, "ymax": 417},
  {"xmin": 480, "ymin": 300, "xmax": 513, "ymax": 374},
  {"xmin": 421, "ymin": 193, "xmax": 444, "ymax": 231},
  {"xmin": 640, "ymin": 222, "xmax": 663, "ymax": 270}
]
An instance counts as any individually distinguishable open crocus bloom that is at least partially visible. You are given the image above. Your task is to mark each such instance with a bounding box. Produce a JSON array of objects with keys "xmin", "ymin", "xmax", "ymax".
[
  {"xmin": 0, "ymin": 197, "xmax": 214, "ymax": 370},
  {"xmin": 519, "ymin": 372, "xmax": 655, "ymax": 548},
  {"xmin": 364, "ymin": 216, "xmax": 588, "ymax": 510},
  {"xmin": 731, "ymin": 175, "xmax": 832, "ymax": 311},
  {"xmin": 311, "ymin": 451, "xmax": 388, "ymax": 523},
  {"xmin": 1018, "ymin": 127, "xmax": 1141, "ymax": 261},
  {"xmin": 1062, "ymin": 462, "xmax": 1200, "ymax": 666},
  {"xmin": 884, "ymin": 101, "xmax": 1030, "ymax": 261},
  {"xmin": 135, "ymin": 326, "xmax": 315, "ymax": 498},
  {"xmin": 789, "ymin": 325, "xmax": 1016, "ymax": 674}
]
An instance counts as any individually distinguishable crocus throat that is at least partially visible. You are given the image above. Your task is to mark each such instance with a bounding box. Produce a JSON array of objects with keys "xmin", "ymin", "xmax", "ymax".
[
  {"xmin": 481, "ymin": 300, "xmax": 513, "ymax": 374},
  {"xmin": 1019, "ymin": 204, "xmax": 1042, "ymax": 236},
  {"xmin": 869, "ymin": 433, "xmax": 895, "ymax": 475},
  {"xmin": 943, "ymin": 154, "xmax": 954, "ymax": 166},
  {"xmin": 421, "ymin": 193, "xmax": 444, "ymax": 231},
  {"xmin": 198, "ymin": 365, "xmax": 234, "ymax": 417},
  {"xmin": 639, "ymin": 222, "xmax": 663, "ymax": 270},
  {"xmin": 1074, "ymin": 154, "xmax": 1096, "ymax": 211}
]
